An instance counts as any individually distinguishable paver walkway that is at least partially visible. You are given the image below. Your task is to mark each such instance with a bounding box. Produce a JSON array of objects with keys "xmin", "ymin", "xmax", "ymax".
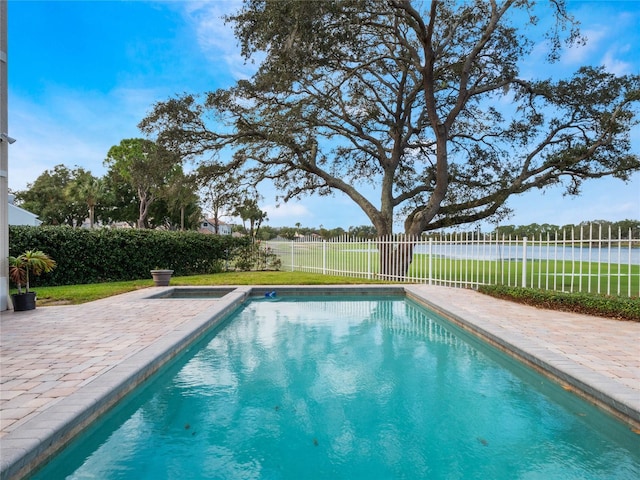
[
  {"xmin": 1, "ymin": 289, "xmax": 229, "ymax": 437},
  {"xmin": 1, "ymin": 285, "xmax": 639, "ymax": 479}
]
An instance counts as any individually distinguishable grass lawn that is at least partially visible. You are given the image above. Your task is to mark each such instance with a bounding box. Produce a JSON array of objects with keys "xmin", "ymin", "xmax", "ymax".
[
  {"xmin": 18, "ymin": 270, "xmax": 637, "ymax": 321},
  {"xmin": 32, "ymin": 271, "xmax": 385, "ymax": 306},
  {"xmin": 273, "ymin": 243, "xmax": 640, "ymax": 297}
]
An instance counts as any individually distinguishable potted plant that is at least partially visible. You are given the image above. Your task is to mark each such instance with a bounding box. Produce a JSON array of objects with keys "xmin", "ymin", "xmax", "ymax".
[
  {"xmin": 8, "ymin": 250, "xmax": 57, "ymax": 311},
  {"xmin": 150, "ymin": 268, "xmax": 174, "ymax": 286}
]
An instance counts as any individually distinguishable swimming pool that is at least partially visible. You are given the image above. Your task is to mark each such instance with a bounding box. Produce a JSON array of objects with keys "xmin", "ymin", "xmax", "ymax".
[
  {"xmin": 29, "ymin": 295, "xmax": 640, "ymax": 479},
  {"xmin": 146, "ymin": 287, "xmax": 237, "ymax": 299}
]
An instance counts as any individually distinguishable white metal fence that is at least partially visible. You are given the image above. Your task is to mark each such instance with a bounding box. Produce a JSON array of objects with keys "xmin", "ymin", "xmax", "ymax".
[{"xmin": 265, "ymin": 226, "xmax": 640, "ymax": 297}]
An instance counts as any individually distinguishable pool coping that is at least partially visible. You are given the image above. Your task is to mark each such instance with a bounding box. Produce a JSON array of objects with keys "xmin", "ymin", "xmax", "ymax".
[{"xmin": 1, "ymin": 285, "xmax": 638, "ymax": 479}]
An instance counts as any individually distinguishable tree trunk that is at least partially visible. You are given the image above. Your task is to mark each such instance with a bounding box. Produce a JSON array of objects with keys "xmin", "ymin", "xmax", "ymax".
[
  {"xmin": 137, "ymin": 191, "xmax": 152, "ymax": 229},
  {"xmin": 377, "ymin": 236, "xmax": 415, "ymax": 280}
]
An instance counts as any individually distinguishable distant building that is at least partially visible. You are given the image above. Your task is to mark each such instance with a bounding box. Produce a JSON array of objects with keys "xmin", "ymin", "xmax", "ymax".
[
  {"xmin": 8, "ymin": 194, "xmax": 41, "ymax": 226},
  {"xmin": 199, "ymin": 218, "xmax": 232, "ymax": 235}
]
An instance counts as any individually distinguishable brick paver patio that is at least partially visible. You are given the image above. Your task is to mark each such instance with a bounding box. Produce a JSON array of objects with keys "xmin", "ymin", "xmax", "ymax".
[{"xmin": 1, "ymin": 285, "xmax": 638, "ymax": 479}]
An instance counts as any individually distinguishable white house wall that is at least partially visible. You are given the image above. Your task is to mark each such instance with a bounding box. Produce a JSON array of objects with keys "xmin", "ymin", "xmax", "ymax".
[{"xmin": 8, "ymin": 203, "xmax": 41, "ymax": 226}]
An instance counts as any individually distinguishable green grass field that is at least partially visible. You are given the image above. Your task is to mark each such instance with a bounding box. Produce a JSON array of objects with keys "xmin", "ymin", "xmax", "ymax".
[
  {"xmin": 31, "ymin": 271, "xmax": 385, "ymax": 305},
  {"xmin": 271, "ymin": 244, "xmax": 640, "ymax": 297},
  {"xmin": 15, "ymin": 269, "xmax": 636, "ymax": 320}
]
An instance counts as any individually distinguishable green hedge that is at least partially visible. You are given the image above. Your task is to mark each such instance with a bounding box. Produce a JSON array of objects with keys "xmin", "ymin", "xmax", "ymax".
[
  {"xmin": 9, "ymin": 226, "xmax": 250, "ymax": 286},
  {"xmin": 478, "ymin": 284, "xmax": 640, "ymax": 321}
]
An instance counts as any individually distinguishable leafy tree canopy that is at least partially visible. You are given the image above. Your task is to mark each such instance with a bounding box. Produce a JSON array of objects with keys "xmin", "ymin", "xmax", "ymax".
[
  {"xmin": 141, "ymin": 0, "xmax": 639, "ymax": 244},
  {"xmin": 101, "ymin": 167, "xmax": 140, "ymax": 227},
  {"xmin": 494, "ymin": 219, "xmax": 640, "ymax": 239},
  {"xmin": 198, "ymin": 164, "xmax": 244, "ymax": 234},
  {"xmin": 104, "ymin": 138, "xmax": 183, "ymax": 228},
  {"xmin": 65, "ymin": 171, "xmax": 106, "ymax": 228},
  {"xmin": 15, "ymin": 164, "xmax": 97, "ymax": 227},
  {"xmin": 149, "ymin": 169, "xmax": 202, "ymax": 231},
  {"xmin": 234, "ymin": 197, "xmax": 268, "ymax": 238}
]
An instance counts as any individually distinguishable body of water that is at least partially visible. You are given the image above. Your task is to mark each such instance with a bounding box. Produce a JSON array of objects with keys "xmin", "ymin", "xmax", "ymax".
[{"xmin": 413, "ymin": 244, "xmax": 640, "ymax": 265}]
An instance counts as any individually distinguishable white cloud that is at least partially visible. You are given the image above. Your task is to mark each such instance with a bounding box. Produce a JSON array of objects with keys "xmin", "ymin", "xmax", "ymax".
[
  {"xmin": 503, "ymin": 171, "xmax": 640, "ymax": 228},
  {"xmin": 263, "ymin": 202, "xmax": 313, "ymax": 223},
  {"xmin": 7, "ymin": 85, "xmax": 163, "ymax": 191},
  {"xmin": 561, "ymin": 28, "xmax": 606, "ymax": 64},
  {"xmin": 179, "ymin": 0, "xmax": 257, "ymax": 80},
  {"xmin": 601, "ymin": 48, "xmax": 632, "ymax": 76}
]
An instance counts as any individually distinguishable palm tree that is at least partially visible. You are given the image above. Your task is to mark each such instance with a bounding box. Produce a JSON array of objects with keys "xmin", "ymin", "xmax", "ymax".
[
  {"xmin": 84, "ymin": 178, "xmax": 104, "ymax": 228},
  {"xmin": 66, "ymin": 174, "xmax": 105, "ymax": 228},
  {"xmin": 9, "ymin": 250, "xmax": 56, "ymax": 293},
  {"xmin": 8, "ymin": 256, "xmax": 26, "ymax": 294},
  {"xmin": 234, "ymin": 198, "xmax": 268, "ymax": 238},
  {"xmin": 164, "ymin": 171, "xmax": 199, "ymax": 231}
]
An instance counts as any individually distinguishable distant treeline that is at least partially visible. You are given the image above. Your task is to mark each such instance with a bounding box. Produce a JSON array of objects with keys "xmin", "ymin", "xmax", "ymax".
[
  {"xmin": 250, "ymin": 219, "xmax": 639, "ymax": 240},
  {"xmin": 491, "ymin": 220, "xmax": 639, "ymax": 239}
]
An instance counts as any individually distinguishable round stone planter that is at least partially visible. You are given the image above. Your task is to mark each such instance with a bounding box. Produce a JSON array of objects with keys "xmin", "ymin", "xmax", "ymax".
[{"xmin": 150, "ymin": 269, "xmax": 174, "ymax": 287}]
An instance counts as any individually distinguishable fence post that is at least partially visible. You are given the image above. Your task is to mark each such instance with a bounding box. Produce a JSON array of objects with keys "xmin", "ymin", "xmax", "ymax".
[
  {"xmin": 290, "ymin": 241, "xmax": 294, "ymax": 272},
  {"xmin": 521, "ymin": 236, "xmax": 528, "ymax": 288},
  {"xmin": 428, "ymin": 238, "xmax": 433, "ymax": 285},
  {"xmin": 323, "ymin": 240, "xmax": 327, "ymax": 275},
  {"xmin": 367, "ymin": 239, "xmax": 372, "ymax": 279}
]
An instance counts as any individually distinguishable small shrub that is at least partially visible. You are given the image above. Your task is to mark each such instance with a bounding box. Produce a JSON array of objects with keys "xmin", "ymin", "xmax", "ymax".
[
  {"xmin": 255, "ymin": 244, "xmax": 282, "ymax": 271},
  {"xmin": 231, "ymin": 241, "xmax": 282, "ymax": 272},
  {"xmin": 477, "ymin": 285, "xmax": 639, "ymax": 321}
]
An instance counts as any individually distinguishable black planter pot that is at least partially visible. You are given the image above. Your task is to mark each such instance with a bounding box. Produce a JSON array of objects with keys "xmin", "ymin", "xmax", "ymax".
[{"xmin": 12, "ymin": 292, "xmax": 37, "ymax": 311}]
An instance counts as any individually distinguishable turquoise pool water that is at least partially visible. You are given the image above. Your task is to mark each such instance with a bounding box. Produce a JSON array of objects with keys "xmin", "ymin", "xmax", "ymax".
[{"xmin": 31, "ymin": 297, "xmax": 639, "ymax": 479}]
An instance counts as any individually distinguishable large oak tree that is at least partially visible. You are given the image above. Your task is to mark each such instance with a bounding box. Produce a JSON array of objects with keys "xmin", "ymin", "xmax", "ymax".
[{"xmin": 140, "ymin": 0, "xmax": 639, "ymax": 276}]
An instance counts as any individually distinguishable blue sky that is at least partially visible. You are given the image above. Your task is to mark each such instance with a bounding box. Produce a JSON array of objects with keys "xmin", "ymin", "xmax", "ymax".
[{"xmin": 6, "ymin": 0, "xmax": 640, "ymax": 230}]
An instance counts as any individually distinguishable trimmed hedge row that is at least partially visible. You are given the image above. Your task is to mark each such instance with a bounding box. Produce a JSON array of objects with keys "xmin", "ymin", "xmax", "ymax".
[
  {"xmin": 477, "ymin": 284, "xmax": 640, "ymax": 321},
  {"xmin": 9, "ymin": 226, "xmax": 250, "ymax": 287}
]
